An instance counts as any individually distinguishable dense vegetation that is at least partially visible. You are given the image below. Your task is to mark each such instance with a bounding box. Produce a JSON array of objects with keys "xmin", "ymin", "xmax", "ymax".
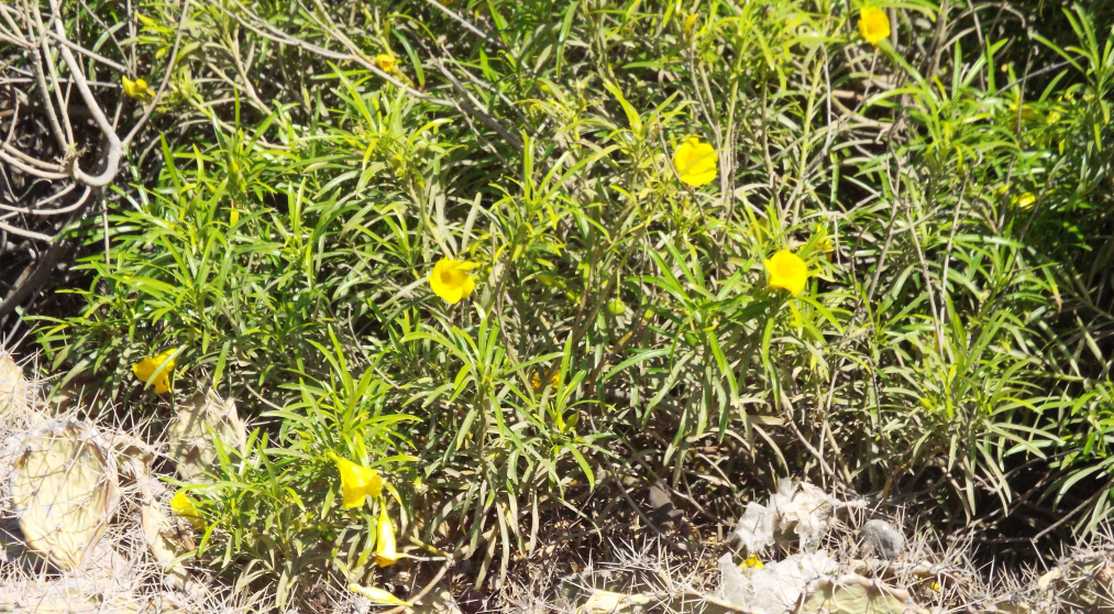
[{"xmin": 3, "ymin": 0, "xmax": 1114, "ymax": 608}]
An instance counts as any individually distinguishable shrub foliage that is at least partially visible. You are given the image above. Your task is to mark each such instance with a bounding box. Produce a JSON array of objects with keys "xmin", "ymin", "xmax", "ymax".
[{"xmin": 21, "ymin": 0, "xmax": 1114, "ymax": 605}]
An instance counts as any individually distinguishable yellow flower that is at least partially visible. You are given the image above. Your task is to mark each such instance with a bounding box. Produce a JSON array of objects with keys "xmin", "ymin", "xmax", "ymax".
[
  {"xmin": 858, "ymin": 7, "xmax": 890, "ymax": 46},
  {"xmin": 170, "ymin": 489, "xmax": 204, "ymax": 529},
  {"xmin": 375, "ymin": 506, "xmax": 401, "ymax": 567},
  {"xmin": 764, "ymin": 249, "xmax": 809, "ymax": 296},
  {"xmin": 348, "ymin": 583, "xmax": 408, "ymax": 606},
  {"xmin": 672, "ymin": 136, "xmax": 717, "ymax": 187},
  {"xmin": 742, "ymin": 554, "xmax": 764, "ymax": 569},
  {"xmin": 170, "ymin": 489, "xmax": 200, "ymax": 517},
  {"xmin": 429, "ymin": 257, "xmax": 478, "ymax": 305},
  {"xmin": 121, "ymin": 76, "xmax": 154, "ymax": 102},
  {"xmin": 930, "ymin": 580, "xmax": 941, "ymax": 591},
  {"xmin": 229, "ymin": 206, "xmax": 240, "ymax": 225},
  {"xmin": 1014, "ymin": 192, "xmax": 1036, "ymax": 209},
  {"xmin": 530, "ymin": 370, "xmax": 560, "ymax": 392},
  {"xmin": 375, "ymin": 53, "xmax": 398, "ymax": 74},
  {"xmin": 132, "ymin": 348, "xmax": 177, "ymax": 394},
  {"xmin": 331, "ymin": 454, "xmax": 383, "ymax": 509}
]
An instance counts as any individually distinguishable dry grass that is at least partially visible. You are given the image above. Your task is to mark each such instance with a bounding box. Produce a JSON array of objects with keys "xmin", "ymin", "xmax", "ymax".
[{"xmin": 499, "ymin": 484, "xmax": 1114, "ymax": 613}]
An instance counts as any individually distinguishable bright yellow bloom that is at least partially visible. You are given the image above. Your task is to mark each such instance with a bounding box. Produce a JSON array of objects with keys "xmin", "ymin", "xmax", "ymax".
[
  {"xmin": 170, "ymin": 489, "xmax": 200, "ymax": 517},
  {"xmin": 764, "ymin": 249, "xmax": 809, "ymax": 296},
  {"xmin": 348, "ymin": 583, "xmax": 408, "ymax": 606},
  {"xmin": 332, "ymin": 454, "xmax": 383, "ymax": 509},
  {"xmin": 170, "ymin": 489, "xmax": 204, "ymax": 529},
  {"xmin": 229, "ymin": 206, "xmax": 240, "ymax": 225},
  {"xmin": 429, "ymin": 257, "xmax": 478, "ymax": 305},
  {"xmin": 858, "ymin": 7, "xmax": 890, "ymax": 46},
  {"xmin": 672, "ymin": 136, "xmax": 717, "ymax": 187},
  {"xmin": 375, "ymin": 506, "xmax": 401, "ymax": 567},
  {"xmin": 1014, "ymin": 192, "xmax": 1036, "ymax": 209},
  {"xmin": 121, "ymin": 76, "xmax": 154, "ymax": 101},
  {"xmin": 742, "ymin": 554, "xmax": 764, "ymax": 569},
  {"xmin": 132, "ymin": 348, "xmax": 177, "ymax": 394},
  {"xmin": 375, "ymin": 53, "xmax": 398, "ymax": 74}
]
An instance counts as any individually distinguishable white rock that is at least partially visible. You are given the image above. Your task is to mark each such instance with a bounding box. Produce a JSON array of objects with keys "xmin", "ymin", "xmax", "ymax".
[{"xmin": 733, "ymin": 501, "xmax": 776, "ymax": 553}]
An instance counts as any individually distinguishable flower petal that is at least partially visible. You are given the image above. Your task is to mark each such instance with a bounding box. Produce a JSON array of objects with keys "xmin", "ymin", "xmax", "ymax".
[
  {"xmin": 375, "ymin": 506, "xmax": 400, "ymax": 567},
  {"xmin": 132, "ymin": 349, "xmax": 177, "ymax": 395},
  {"xmin": 429, "ymin": 257, "xmax": 477, "ymax": 304},
  {"xmin": 332, "ymin": 454, "xmax": 383, "ymax": 509},
  {"xmin": 859, "ymin": 7, "xmax": 890, "ymax": 46},
  {"xmin": 673, "ymin": 136, "xmax": 718, "ymax": 187},
  {"xmin": 348, "ymin": 583, "xmax": 408, "ymax": 606},
  {"xmin": 764, "ymin": 249, "xmax": 809, "ymax": 296}
]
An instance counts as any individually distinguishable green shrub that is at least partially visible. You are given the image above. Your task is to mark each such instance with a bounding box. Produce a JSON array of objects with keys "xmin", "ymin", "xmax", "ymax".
[{"xmin": 28, "ymin": 0, "xmax": 1114, "ymax": 606}]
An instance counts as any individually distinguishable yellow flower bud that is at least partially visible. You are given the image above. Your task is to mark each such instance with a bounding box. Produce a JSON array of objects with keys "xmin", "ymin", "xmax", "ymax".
[
  {"xmin": 122, "ymin": 76, "xmax": 155, "ymax": 102},
  {"xmin": 375, "ymin": 506, "xmax": 401, "ymax": 567}
]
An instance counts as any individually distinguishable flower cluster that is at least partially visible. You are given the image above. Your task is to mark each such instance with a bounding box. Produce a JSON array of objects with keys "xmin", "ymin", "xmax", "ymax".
[{"xmin": 331, "ymin": 453, "xmax": 400, "ymax": 567}]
